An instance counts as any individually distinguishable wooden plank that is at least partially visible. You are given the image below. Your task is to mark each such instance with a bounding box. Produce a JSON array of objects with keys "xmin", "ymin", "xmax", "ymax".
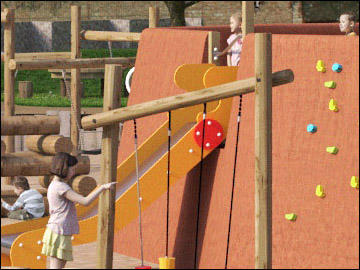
[
  {"xmin": 1, "ymin": 115, "xmax": 60, "ymax": 136},
  {"xmin": 97, "ymin": 65, "xmax": 121, "ymax": 269},
  {"xmin": 242, "ymin": 1, "xmax": 255, "ymax": 36},
  {"xmin": 4, "ymin": 8, "xmax": 15, "ymax": 186},
  {"xmin": 208, "ymin": 31, "xmax": 220, "ymax": 65},
  {"xmin": 149, "ymin": 7, "xmax": 159, "ymax": 28},
  {"xmin": 1, "ymin": 9, "xmax": 9, "ymax": 23},
  {"xmin": 1, "ymin": 52, "xmax": 72, "ymax": 62},
  {"xmin": 81, "ymin": 69, "xmax": 293, "ymax": 130},
  {"xmin": 81, "ymin": 30, "xmax": 141, "ymax": 42},
  {"xmin": 71, "ymin": 5, "xmax": 81, "ymax": 156},
  {"xmin": 254, "ymin": 33, "xmax": 272, "ymax": 269},
  {"xmin": 8, "ymin": 57, "xmax": 136, "ymax": 70}
]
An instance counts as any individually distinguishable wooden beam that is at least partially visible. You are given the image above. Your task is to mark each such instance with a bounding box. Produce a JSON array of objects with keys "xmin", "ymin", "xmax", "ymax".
[
  {"xmin": 1, "ymin": 115, "xmax": 60, "ymax": 136},
  {"xmin": 97, "ymin": 65, "xmax": 121, "ymax": 269},
  {"xmin": 1, "ymin": 152, "xmax": 90, "ymax": 177},
  {"xmin": 1, "ymin": 9, "xmax": 9, "ymax": 23},
  {"xmin": 81, "ymin": 30, "xmax": 141, "ymax": 42},
  {"xmin": 242, "ymin": 1, "xmax": 255, "ymax": 36},
  {"xmin": 1, "ymin": 52, "xmax": 72, "ymax": 62},
  {"xmin": 8, "ymin": 57, "xmax": 136, "ymax": 70},
  {"xmin": 149, "ymin": 7, "xmax": 159, "ymax": 28},
  {"xmin": 82, "ymin": 69, "xmax": 293, "ymax": 130},
  {"xmin": 71, "ymin": 5, "xmax": 81, "ymax": 156},
  {"xmin": 254, "ymin": 33, "xmax": 272, "ymax": 269},
  {"xmin": 4, "ymin": 8, "xmax": 15, "ymax": 185},
  {"xmin": 1, "ymin": 140, "xmax": 5, "ymax": 155}
]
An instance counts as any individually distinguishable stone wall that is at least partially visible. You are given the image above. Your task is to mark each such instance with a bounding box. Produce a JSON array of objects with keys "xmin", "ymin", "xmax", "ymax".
[
  {"xmin": 1, "ymin": 1, "xmax": 297, "ymax": 24},
  {"xmin": 1, "ymin": 18, "xmax": 201, "ymax": 52}
]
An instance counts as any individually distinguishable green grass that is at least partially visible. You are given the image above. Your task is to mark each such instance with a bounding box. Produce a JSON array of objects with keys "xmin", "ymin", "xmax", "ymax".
[{"xmin": 1, "ymin": 48, "xmax": 137, "ymax": 107}]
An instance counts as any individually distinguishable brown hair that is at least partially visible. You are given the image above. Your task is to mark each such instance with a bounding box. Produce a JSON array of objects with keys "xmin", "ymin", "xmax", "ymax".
[
  {"xmin": 13, "ymin": 176, "xmax": 30, "ymax": 190},
  {"xmin": 341, "ymin": 12, "xmax": 356, "ymax": 23},
  {"xmin": 50, "ymin": 152, "xmax": 78, "ymax": 178}
]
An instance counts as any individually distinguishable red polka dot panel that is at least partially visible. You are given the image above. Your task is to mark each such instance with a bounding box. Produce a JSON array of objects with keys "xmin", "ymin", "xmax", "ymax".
[{"xmin": 193, "ymin": 119, "xmax": 224, "ymax": 149}]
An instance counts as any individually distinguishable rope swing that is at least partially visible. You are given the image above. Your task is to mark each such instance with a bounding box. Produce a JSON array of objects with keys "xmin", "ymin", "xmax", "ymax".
[
  {"xmin": 225, "ymin": 95, "xmax": 243, "ymax": 269},
  {"xmin": 194, "ymin": 103, "xmax": 207, "ymax": 269}
]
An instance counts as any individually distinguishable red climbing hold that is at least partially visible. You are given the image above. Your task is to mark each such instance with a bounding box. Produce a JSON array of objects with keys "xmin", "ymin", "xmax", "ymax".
[{"xmin": 193, "ymin": 119, "xmax": 224, "ymax": 149}]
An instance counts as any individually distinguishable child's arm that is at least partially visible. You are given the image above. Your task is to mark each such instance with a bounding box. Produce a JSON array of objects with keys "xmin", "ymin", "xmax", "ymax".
[
  {"xmin": 216, "ymin": 34, "xmax": 243, "ymax": 57},
  {"xmin": 227, "ymin": 54, "xmax": 231, "ymax": 66},
  {"xmin": 64, "ymin": 182, "xmax": 117, "ymax": 207},
  {"xmin": 1, "ymin": 197, "xmax": 23, "ymax": 211}
]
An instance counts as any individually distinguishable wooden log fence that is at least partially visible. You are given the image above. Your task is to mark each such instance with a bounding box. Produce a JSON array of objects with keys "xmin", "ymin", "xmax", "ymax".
[
  {"xmin": 8, "ymin": 57, "xmax": 136, "ymax": 71},
  {"xmin": 81, "ymin": 30, "xmax": 141, "ymax": 42},
  {"xmin": 1, "ymin": 52, "xmax": 72, "ymax": 62},
  {"xmin": 1, "ymin": 115, "xmax": 60, "ymax": 136},
  {"xmin": 1, "ymin": 151, "xmax": 90, "ymax": 177},
  {"xmin": 25, "ymin": 135, "xmax": 73, "ymax": 155},
  {"xmin": 82, "ymin": 69, "xmax": 293, "ymax": 130}
]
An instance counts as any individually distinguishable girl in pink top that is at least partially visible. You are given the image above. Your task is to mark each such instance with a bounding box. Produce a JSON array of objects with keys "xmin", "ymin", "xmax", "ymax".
[
  {"xmin": 214, "ymin": 12, "xmax": 243, "ymax": 66},
  {"xmin": 41, "ymin": 152, "xmax": 116, "ymax": 269}
]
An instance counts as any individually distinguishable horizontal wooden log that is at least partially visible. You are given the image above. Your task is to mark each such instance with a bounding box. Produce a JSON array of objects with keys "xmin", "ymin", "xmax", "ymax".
[
  {"xmin": 82, "ymin": 69, "xmax": 294, "ymax": 129},
  {"xmin": 1, "ymin": 152, "xmax": 90, "ymax": 177},
  {"xmin": 81, "ymin": 30, "xmax": 141, "ymax": 42},
  {"xmin": 1, "ymin": 188, "xmax": 48, "ymax": 197},
  {"xmin": 26, "ymin": 135, "xmax": 73, "ymax": 155},
  {"xmin": 8, "ymin": 57, "xmax": 136, "ymax": 70},
  {"xmin": 1, "ymin": 52, "xmax": 72, "ymax": 62},
  {"xmin": 1, "ymin": 140, "xmax": 5, "ymax": 155},
  {"xmin": 1, "ymin": 115, "xmax": 60, "ymax": 136},
  {"xmin": 1, "ymin": 10, "xmax": 9, "ymax": 23},
  {"xmin": 68, "ymin": 175, "xmax": 98, "ymax": 196}
]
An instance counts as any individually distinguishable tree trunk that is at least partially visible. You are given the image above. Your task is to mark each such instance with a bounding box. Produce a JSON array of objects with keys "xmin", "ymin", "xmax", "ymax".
[{"xmin": 165, "ymin": 1, "xmax": 186, "ymax": 26}]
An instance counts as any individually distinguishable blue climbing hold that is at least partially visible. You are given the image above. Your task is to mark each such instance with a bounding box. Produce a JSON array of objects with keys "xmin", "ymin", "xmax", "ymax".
[
  {"xmin": 307, "ymin": 124, "xmax": 317, "ymax": 133},
  {"xmin": 332, "ymin": 63, "xmax": 343, "ymax": 72}
]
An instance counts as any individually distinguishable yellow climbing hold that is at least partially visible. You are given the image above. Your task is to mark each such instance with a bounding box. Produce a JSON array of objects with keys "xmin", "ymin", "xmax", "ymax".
[
  {"xmin": 285, "ymin": 213, "xmax": 297, "ymax": 221},
  {"xmin": 329, "ymin": 99, "xmax": 339, "ymax": 112},
  {"xmin": 316, "ymin": 60, "xmax": 326, "ymax": 72},
  {"xmin": 326, "ymin": 146, "xmax": 339, "ymax": 154},
  {"xmin": 324, "ymin": 81, "xmax": 336, "ymax": 89},
  {"xmin": 350, "ymin": 176, "xmax": 359, "ymax": 189},
  {"xmin": 316, "ymin": 185, "xmax": 326, "ymax": 197}
]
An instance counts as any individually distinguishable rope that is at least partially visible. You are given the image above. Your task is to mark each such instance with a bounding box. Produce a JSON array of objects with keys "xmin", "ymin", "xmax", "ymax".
[
  {"xmin": 134, "ymin": 119, "xmax": 145, "ymax": 266},
  {"xmin": 166, "ymin": 111, "xmax": 171, "ymax": 257},
  {"xmin": 108, "ymin": 41, "xmax": 113, "ymax": 58},
  {"xmin": 194, "ymin": 103, "xmax": 207, "ymax": 269},
  {"xmin": 225, "ymin": 95, "xmax": 243, "ymax": 269}
]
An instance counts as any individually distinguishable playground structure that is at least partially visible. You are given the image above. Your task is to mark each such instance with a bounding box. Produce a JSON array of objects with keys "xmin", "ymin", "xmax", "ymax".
[{"xmin": 1, "ymin": 2, "xmax": 359, "ymax": 269}]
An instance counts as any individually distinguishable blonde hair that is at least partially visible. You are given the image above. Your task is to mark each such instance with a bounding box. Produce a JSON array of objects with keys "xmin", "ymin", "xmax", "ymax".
[{"xmin": 231, "ymin": 12, "xmax": 242, "ymax": 23}]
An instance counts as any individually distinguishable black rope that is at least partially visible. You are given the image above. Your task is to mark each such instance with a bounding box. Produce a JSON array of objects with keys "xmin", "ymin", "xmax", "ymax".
[
  {"xmin": 225, "ymin": 95, "xmax": 243, "ymax": 269},
  {"xmin": 194, "ymin": 103, "xmax": 207, "ymax": 269},
  {"xmin": 166, "ymin": 111, "xmax": 171, "ymax": 257}
]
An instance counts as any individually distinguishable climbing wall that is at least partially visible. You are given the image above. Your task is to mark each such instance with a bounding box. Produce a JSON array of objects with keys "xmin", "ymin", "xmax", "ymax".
[{"xmin": 113, "ymin": 31, "xmax": 359, "ymax": 269}]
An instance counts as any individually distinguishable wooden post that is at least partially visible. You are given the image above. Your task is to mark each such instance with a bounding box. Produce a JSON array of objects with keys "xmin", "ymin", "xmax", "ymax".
[
  {"xmin": 97, "ymin": 65, "xmax": 121, "ymax": 269},
  {"xmin": 18, "ymin": 81, "xmax": 33, "ymax": 98},
  {"xmin": 71, "ymin": 5, "xmax": 81, "ymax": 156},
  {"xmin": 208, "ymin": 31, "xmax": 220, "ymax": 65},
  {"xmin": 242, "ymin": 1, "xmax": 255, "ymax": 36},
  {"xmin": 254, "ymin": 33, "xmax": 272, "ymax": 269},
  {"xmin": 4, "ymin": 8, "xmax": 15, "ymax": 185},
  {"xmin": 149, "ymin": 7, "xmax": 159, "ymax": 28}
]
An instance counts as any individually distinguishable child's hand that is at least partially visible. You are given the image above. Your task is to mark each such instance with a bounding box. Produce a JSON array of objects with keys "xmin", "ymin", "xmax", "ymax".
[
  {"xmin": 1, "ymin": 198, "xmax": 4, "ymax": 203},
  {"xmin": 102, "ymin": 182, "xmax": 117, "ymax": 190}
]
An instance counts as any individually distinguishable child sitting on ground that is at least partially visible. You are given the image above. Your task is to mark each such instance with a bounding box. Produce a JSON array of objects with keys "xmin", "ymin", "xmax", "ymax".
[
  {"xmin": 1, "ymin": 176, "xmax": 45, "ymax": 220},
  {"xmin": 41, "ymin": 152, "xmax": 116, "ymax": 269},
  {"xmin": 215, "ymin": 12, "xmax": 243, "ymax": 66},
  {"xmin": 339, "ymin": 12, "xmax": 357, "ymax": 36}
]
